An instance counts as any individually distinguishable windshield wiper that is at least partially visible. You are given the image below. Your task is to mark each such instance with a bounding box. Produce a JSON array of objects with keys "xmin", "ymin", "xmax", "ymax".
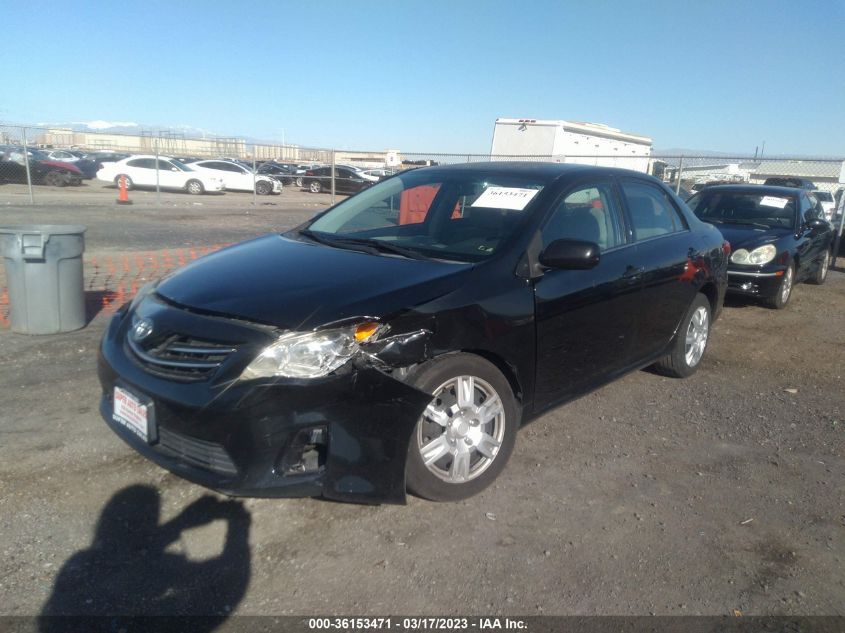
[
  {"xmin": 711, "ymin": 219, "xmax": 773, "ymax": 229},
  {"xmin": 299, "ymin": 230, "xmax": 428, "ymax": 260}
]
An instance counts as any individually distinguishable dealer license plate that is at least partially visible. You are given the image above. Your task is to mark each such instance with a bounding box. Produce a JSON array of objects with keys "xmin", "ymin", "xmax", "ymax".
[{"xmin": 113, "ymin": 386, "xmax": 149, "ymax": 441}]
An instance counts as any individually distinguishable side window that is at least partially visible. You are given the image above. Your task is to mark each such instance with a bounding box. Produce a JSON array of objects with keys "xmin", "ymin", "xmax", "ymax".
[
  {"xmin": 128, "ymin": 158, "xmax": 155, "ymax": 169},
  {"xmin": 621, "ymin": 180, "xmax": 686, "ymax": 241},
  {"xmin": 802, "ymin": 195, "xmax": 819, "ymax": 221},
  {"xmin": 542, "ymin": 182, "xmax": 624, "ymax": 250},
  {"xmin": 157, "ymin": 159, "xmax": 176, "ymax": 171}
]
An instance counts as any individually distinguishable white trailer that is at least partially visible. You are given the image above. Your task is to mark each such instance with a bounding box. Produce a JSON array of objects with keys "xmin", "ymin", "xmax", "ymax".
[{"xmin": 490, "ymin": 118, "xmax": 653, "ymax": 173}]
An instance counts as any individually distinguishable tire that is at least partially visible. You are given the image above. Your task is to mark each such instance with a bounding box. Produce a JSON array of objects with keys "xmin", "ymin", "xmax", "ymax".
[
  {"xmin": 766, "ymin": 263, "xmax": 795, "ymax": 309},
  {"xmin": 652, "ymin": 293, "xmax": 711, "ymax": 378},
  {"xmin": 309, "ymin": 180, "xmax": 322, "ymax": 194},
  {"xmin": 186, "ymin": 179, "xmax": 205, "ymax": 195},
  {"xmin": 808, "ymin": 249, "xmax": 831, "ymax": 285},
  {"xmin": 44, "ymin": 171, "xmax": 66, "ymax": 187},
  {"xmin": 405, "ymin": 353, "xmax": 519, "ymax": 502},
  {"xmin": 114, "ymin": 175, "xmax": 133, "ymax": 190},
  {"xmin": 255, "ymin": 180, "xmax": 272, "ymax": 196},
  {"xmin": 295, "ymin": 177, "xmax": 304, "ymax": 188}
]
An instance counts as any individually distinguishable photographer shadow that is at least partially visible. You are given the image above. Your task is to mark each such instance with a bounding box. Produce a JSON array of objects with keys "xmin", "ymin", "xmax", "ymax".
[{"xmin": 39, "ymin": 484, "xmax": 251, "ymax": 633}]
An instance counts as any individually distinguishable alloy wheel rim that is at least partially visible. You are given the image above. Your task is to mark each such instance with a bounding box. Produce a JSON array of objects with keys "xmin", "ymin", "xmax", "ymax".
[
  {"xmin": 417, "ymin": 375, "xmax": 505, "ymax": 484},
  {"xmin": 684, "ymin": 306, "xmax": 709, "ymax": 367},
  {"xmin": 781, "ymin": 267, "xmax": 793, "ymax": 303}
]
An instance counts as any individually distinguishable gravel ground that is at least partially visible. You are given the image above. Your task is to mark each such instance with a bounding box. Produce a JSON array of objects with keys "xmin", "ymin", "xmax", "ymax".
[{"xmin": 0, "ymin": 188, "xmax": 843, "ymax": 618}]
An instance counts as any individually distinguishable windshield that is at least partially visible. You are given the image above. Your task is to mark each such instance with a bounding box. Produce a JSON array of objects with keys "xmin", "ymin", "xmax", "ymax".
[
  {"xmin": 168, "ymin": 160, "xmax": 193, "ymax": 172},
  {"xmin": 303, "ymin": 169, "xmax": 547, "ymax": 262},
  {"xmin": 687, "ymin": 191, "xmax": 796, "ymax": 229}
]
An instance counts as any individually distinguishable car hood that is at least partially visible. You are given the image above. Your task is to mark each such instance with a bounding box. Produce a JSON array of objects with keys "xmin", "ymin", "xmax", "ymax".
[
  {"xmin": 712, "ymin": 224, "xmax": 793, "ymax": 251},
  {"xmin": 155, "ymin": 234, "xmax": 473, "ymax": 329}
]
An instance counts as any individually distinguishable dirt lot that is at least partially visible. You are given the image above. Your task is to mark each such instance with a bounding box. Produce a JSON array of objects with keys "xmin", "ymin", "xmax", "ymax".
[{"xmin": 0, "ymin": 185, "xmax": 843, "ymax": 618}]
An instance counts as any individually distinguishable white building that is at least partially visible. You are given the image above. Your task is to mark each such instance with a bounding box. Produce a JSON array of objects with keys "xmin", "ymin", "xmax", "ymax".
[{"xmin": 490, "ymin": 119, "xmax": 653, "ymax": 172}]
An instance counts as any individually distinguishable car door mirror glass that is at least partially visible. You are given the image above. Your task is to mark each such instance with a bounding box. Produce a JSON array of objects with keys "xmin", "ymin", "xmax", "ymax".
[
  {"xmin": 539, "ymin": 239, "xmax": 600, "ymax": 270},
  {"xmin": 806, "ymin": 218, "xmax": 827, "ymax": 232}
]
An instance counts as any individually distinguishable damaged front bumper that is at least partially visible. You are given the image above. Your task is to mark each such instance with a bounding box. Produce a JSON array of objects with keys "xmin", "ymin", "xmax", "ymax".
[
  {"xmin": 97, "ymin": 297, "xmax": 432, "ymax": 504},
  {"xmin": 726, "ymin": 265, "xmax": 786, "ymax": 297}
]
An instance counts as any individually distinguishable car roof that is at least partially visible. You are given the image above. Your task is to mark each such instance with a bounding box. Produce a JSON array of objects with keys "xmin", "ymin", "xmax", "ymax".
[
  {"xmin": 694, "ymin": 184, "xmax": 803, "ymax": 196},
  {"xmin": 409, "ymin": 161, "xmax": 659, "ymax": 184}
]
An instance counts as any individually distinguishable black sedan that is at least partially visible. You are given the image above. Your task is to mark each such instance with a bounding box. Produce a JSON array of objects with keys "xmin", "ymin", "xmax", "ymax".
[
  {"xmin": 300, "ymin": 166, "xmax": 372, "ymax": 194},
  {"xmin": 256, "ymin": 161, "xmax": 295, "ymax": 185},
  {"xmin": 686, "ymin": 185, "xmax": 833, "ymax": 309},
  {"xmin": 0, "ymin": 147, "xmax": 84, "ymax": 186},
  {"xmin": 97, "ymin": 163, "xmax": 728, "ymax": 504}
]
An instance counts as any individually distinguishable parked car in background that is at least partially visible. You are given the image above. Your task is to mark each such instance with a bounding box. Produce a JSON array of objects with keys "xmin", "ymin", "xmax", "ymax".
[
  {"xmin": 300, "ymin": 166, "xmax": 373, "ymax": 194},
  {"xmin": 0, "ymin": 146, "xmax": 84, "ymax": 186},
  {"xmin": 256, "ymin": 161, "xmax": 295, "ymax": 185},
  {"xmin": 763, "ymin": 176, "xmax": 816, "ymax": 190},
  {"xmin": 188, "ymin": 159, "xmax": 281, "ymax": 195},
  {"xmin": 42, "ymin": 149, "xmax": 85, "ymax": 163},
  {"xmin": 294, "ymin": 164, "xmax": 324, "ymax": 187},
  {"xmin": 97, "ymin": 163, "xmax": 728, "ymax": 504},
  {"xmin": 686, "ymin": 185, "xmax": 833, "ymax": 309},
  {"xmin": 362, "ymin": 168, "xmax": 397, "ymax": 180},
  {"xmin": 811, "ymin": 190, "xmax": 835, "ymax": 220},
  {"xmin": 96, "ymin": 155, "xmax": 225, "ymax": 195}
]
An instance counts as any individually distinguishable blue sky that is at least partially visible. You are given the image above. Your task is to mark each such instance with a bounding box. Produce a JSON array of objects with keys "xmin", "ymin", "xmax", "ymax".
[{"xmin": 1, "ymin": 0, "xmax": 844, "ymax": 155}]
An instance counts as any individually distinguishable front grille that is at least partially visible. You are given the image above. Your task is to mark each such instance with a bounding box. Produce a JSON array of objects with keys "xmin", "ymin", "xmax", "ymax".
[
  {"xmin": 127, "ymin": 334, "xmax": 238, "ymax": 381},
  {"xmin": 157, "ymin": 427, "xmax": 237, "ymax": 475}
]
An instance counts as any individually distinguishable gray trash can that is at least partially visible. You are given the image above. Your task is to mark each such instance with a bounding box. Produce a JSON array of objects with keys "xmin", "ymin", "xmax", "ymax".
[{"xmin": 0, "ymin": 224, "xmax": 87, "ymax": 334}]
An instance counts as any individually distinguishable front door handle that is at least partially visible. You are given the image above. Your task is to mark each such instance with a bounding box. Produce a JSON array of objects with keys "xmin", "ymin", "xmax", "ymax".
[{"xmin": 622, "ymin": 265, "xmax": 645, "ymax": 282}]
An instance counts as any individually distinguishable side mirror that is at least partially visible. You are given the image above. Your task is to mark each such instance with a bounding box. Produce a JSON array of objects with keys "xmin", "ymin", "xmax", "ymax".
[
  {"xmin": 539, "ymin": 239, "xmax": 600, "ymax": 270},
  {"xmin": 171, "ymin": 167, "xmax": 179, "ymax": 172},
  {"xmin": 806, "ymin": 218, "xmax": 827, "ymax": 232}
]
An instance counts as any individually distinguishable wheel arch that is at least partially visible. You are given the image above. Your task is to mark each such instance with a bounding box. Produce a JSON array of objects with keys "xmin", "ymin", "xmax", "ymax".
[
  {"xmin": 697, "ymin": 281, "xmax": 719, "ymax": 316},
  {"xmin": 457, "ymin": 348, "xmax": 525, "ymax": 410}
]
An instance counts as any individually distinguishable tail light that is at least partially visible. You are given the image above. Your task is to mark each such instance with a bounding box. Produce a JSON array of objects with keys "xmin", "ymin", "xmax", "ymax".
[
  {"xmin": 722, "ymin": 241, "xmax": 731, "ymax": 256},
  {"xmin": 305, "ymin": 170, "xmax": 314, "ymax": 176}
]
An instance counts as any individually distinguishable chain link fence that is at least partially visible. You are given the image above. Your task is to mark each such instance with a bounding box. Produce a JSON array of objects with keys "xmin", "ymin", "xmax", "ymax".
[{"xmin": 2, "ymin": 124, "xmax": 844, "ymax": 209}]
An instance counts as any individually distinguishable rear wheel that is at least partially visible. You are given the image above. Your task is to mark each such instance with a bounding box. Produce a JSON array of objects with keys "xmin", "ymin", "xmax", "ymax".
[
  {"xmin": 653, "ymin": 293, "xmax": 711, "ymax": 378},
  {"xmin": 309, "ymin": 180, "xmax": 322, "ymax": 194},
  {"xmin": 295, "ymin": 177, "xmax": 304, "ymax": 187},
  {"xmin": 808, "ymin": 249, "xmax": 831, "ymax": 285},
  {"xmin": 186, "ymin": 179, "xmax": 204, "ymax": 195},
  {"xmin": 405, "ymin": 353, "xmax": 518, "ymax": 502},
  {"xmin": 766, "ymin": 263, "xmax": 794, "ymax": 309},
  {"xmin": 43, "ymin": 171, "xmax": 66, "ymax": 187}
]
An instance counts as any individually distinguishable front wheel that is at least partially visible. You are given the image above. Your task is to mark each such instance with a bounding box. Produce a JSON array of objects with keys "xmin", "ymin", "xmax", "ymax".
[
  {"xmin": 186, "ymin": 179, "xmax": 205, "ymax": 195},
  {"xmin": 766, "ymin": 263, "xmax": 794, "ymax": 309},
  {"xmin": 255, "ymin": 180, "xmax": 272, "ymax": 195},
  {"xmin": 405, "ymin": 353, "xmax": 518, "ymax": 502},
  {"xmin": 653, "ymin": 293, "xmax": 711, "ymax": 378},
  {"xmin": 115, "ymin": 175, "xmax": 133, "ymax": 190}
]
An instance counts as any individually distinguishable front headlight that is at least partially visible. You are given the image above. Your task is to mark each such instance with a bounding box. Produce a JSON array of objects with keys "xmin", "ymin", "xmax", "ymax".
[
  {"xmin": 240, "ymin": 323, "xmax": 380, "ymax": 380},
  {"xmin": 731, "ymin": 244, "xmax": 776, "ymax": 265}
]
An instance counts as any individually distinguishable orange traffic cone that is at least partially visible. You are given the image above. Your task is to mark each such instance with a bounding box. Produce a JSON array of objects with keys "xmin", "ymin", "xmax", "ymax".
[{"xmin": 117, "ymin": 174, "xmax": 133, "ymax": 205}]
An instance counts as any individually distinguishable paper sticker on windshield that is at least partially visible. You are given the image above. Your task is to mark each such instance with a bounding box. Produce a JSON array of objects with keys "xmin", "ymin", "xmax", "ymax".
[
  {"xmin": 759, "ymin": 196, "xmax": 789, "ymax": 209},
  {"xmin": 471, "ymin": 187, "xmax": 539, "ymax": 211}
]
